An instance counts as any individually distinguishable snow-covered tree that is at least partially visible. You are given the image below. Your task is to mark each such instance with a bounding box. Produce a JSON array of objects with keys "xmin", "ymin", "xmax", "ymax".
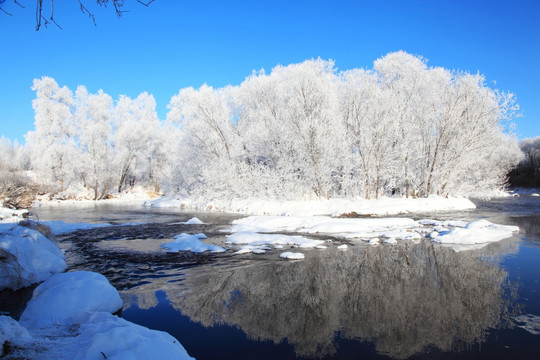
[
  {"xmin": 26, "ymin": 76, "xmax": 77, "ymax": 192},
  {"xmin": 114, "ymin": 92, "xmax": 160, "ymax": 193},
  {"xmin": 74, "ymin": 86, "xmax": 116, "ymax": 199}
]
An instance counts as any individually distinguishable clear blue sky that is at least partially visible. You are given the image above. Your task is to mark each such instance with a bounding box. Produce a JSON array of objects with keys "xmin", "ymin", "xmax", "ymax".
[{"xmin": 1, "ymin": 0, "xmax": 539, "ymax": 143}]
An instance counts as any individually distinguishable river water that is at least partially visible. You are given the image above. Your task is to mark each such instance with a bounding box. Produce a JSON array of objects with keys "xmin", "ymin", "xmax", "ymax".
[{"xmin": 30, "ymin": 196, "xmax": 540, "ymax": 359}]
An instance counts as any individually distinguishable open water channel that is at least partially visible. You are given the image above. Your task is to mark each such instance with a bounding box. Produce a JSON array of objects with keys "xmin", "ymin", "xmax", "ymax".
[{"xmin": 26, "ymin": 196, "xmax": 540, "ymax": 359}]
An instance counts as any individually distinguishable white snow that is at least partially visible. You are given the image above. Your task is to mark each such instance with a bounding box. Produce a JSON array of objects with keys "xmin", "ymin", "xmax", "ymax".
[
  {"xmin": 0, "ymin": 223, "xmax": 67, "ymax": 290},
  {"xmin": 146, "ymin": 196, "xmax": 476, "ymax": 217},
  {"xmin": 430, "ymin": 219, "xmax": 519, "ymax": 245},
  {"xmin": 161, "ymin": 233, "xmax": 225, "ymax": 253},
  {"xmin": 337, "ymin": 244, "xmax": 348, "ymax": 250},
  {"xmin": 229, "ymin": 215, "xmax": 417, "ymax": 235},
  {"xmin": 279, "ymin": 251, "xmax": 305, "ymax": 260},
  {"xmin": 180, "ymin": 217, "xmax": 205, "ymax": 225},
  {"xmin": 226, "ymin": 232, "xmax": 324, "ymax": 248},
  {"xmin": 19, "ymin": 271, "xmax": 122, "ymax": 330},
  {"xmin": 0, "ymin": 315, "xmax": 32, "ymax": 347},
  {"xmin": 6, "ymin": 271, "xmax": 194, "ymax": 360},
  {"xmin": 37, "ymin": 311, "xmax": 194, "ymax": 360},
  {"xmin": 0, "ymin": 206, "xmax": 28, "ymax": 223},
  {"xmin": 41, "ymin": 220, "xmax": 142, "ymax": 235}
]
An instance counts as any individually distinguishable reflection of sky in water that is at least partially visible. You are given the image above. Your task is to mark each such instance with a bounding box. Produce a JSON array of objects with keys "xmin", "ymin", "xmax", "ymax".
[{"xmin": 38, "ymin": 196, "xmax": 540, "ymax": 359}]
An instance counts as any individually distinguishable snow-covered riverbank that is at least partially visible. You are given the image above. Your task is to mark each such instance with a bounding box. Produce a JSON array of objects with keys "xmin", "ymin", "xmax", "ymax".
[
  {"xmin": 145, "ymin": 196, "xmax": 476, "ymax": 216},
  {"xmin": 0, "ymin": 207, "xmax": 194, "ymax": 359}
]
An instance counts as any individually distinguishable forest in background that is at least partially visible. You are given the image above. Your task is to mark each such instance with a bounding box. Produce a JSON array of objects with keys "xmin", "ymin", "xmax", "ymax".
[{"xmin": 0, "ymin": 51, "xmax": 529, "ymax": 206}]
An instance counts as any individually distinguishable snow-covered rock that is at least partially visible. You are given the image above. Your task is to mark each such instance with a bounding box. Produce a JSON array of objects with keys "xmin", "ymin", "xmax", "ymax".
[
  {"xmin": 0, "ymin": 223, "xmax": 67, "ymax": 290},
  {"xmin": 19, "ymin": 271, "xmax": 122, "ymax": 330},
  {"xmin": 430, "ymin": 219, "xmax": 519, "ymax": 245},
  {"xmin": 161, "ymin": 233, "xmax": 225, "ymax": 253}
]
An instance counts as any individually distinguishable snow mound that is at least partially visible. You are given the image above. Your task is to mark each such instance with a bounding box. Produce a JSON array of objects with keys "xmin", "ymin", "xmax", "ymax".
[
  {"xmin": 0, "ymin": 223, "xmax": 67, "ymax": 290},
  {"xmin": 279, "ymin": 251, "xmax": 305, "ymax": 260},
  {"xmin": 181, "ymin": 217, "xmax": 205, "ymax": 225},
  {"xmin": 161, "ymin": 233, "xmax": 225, "ymax": 253},
  {"xmin": 56, "ymin": 312, "xmax": 195, "ymax": 360},
  {"xmin": 226, "ymin": 232, "xmax": 324, "ymax": 249},
  {"xmin": 19, "ymin": 271, "xmax": 122, "ymax": 330},
  {"xmin": 430, "ymin": 219, "xmax": 519, "ymax": 245}
]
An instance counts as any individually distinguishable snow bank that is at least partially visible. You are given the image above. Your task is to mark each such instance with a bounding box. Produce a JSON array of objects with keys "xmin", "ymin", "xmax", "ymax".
[
  {"xmin": 19, "ymin": 271, "xmax": 122, "ymax": 330},
  {"xmin": 0, "ymin": 223, "xmax": 67, "ymax": 290},
  {"xmin": 161, "ymin": 233, "xmax": 225, "ymax": 253},
  {"xmin": 429, "ymin": 219, "xmax": 519, "ymax": 245},
  {"xmin": 146, "ymin": 196, "xmax": 476, "ymax": 216},
  {"xmin": 0, "ymin": 206, "xmax": 28, "ymax": 223},
  {"xmin": 279, "ymin": 251, "xmax": 305, "ymax": 260}
]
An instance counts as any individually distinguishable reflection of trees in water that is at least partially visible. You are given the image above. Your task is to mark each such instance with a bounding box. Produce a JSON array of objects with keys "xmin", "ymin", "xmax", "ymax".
[{"xmin": 162, "ymin": 241, "xmax": 515, "ymax": 359}]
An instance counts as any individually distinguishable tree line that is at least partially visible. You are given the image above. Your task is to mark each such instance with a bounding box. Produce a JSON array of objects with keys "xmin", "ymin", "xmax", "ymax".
[{"xmin": 0, "ymin": 51, "xmax": 524, "ymax": 202}]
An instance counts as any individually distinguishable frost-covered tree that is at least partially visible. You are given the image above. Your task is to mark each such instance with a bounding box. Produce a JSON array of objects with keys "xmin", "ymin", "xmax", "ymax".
[
  {"xmin": 167, "ymin": 84, "xmax": 242, "ymax": 197},
  {"xmin": 114, "ymin": 92, "xmax": 159, "ymax": 193},
  {"xmin": 74, "ymin": 86, "xmax": 116, "ymax": 199},
  {"xmin": 26, "ymin": 76, "xmax": 77, "ymax": 192}
]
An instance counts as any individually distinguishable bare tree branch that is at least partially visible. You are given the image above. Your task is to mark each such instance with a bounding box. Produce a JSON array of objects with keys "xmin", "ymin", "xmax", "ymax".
[{"xmin": 0, "ymin": 0, "xmax": 155, "ymax": 30}]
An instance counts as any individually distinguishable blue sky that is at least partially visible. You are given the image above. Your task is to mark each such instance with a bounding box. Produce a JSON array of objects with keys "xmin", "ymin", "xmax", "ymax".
[{"xmin": 1, "ymin": 0, "xmax": 539, "ymax": 143}]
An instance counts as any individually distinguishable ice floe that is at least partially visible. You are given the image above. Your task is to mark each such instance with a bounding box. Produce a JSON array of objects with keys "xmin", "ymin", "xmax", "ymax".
[
  {"xmin": 279, "ymin": 251, "xmax": 305, "ymax": 260},
  {"xmin": 429, "ymin": 219, "xmax": 519, "ymax": 245},
  {"xmin": 161, "ymin": 233, "xmax": 225, "ymax": 253}
]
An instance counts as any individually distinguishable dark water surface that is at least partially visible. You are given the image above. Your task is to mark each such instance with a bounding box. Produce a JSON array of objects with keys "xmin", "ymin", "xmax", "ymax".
[{"xmin": 31, "ymin": 197, "xmax": 540, "ymax": 359}]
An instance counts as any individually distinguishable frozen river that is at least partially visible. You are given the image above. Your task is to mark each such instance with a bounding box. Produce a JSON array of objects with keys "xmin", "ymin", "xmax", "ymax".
[{"xmin": 30, "ymin": 196, "xmax": 540, "ymax": 359}]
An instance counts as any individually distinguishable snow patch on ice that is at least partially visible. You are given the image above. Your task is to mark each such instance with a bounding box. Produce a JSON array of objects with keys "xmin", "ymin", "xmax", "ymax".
[
  {"xmin": 279, "ymin": 251, "xmax": 305, "ymax": 260},
  {"xmin": 226, "ymin": 232, "xmax": 324, "ymax": 249},
  {"xmin": 161, "ymin": 233, "xmax": 225, "ymax": 253},
  {"xmin": 430, "ymin": 219, "xmax": 519, "ymax": 245},
  {"xmin": 41, "ymin": 220, "xmax": 142, "ymax": 235}
]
